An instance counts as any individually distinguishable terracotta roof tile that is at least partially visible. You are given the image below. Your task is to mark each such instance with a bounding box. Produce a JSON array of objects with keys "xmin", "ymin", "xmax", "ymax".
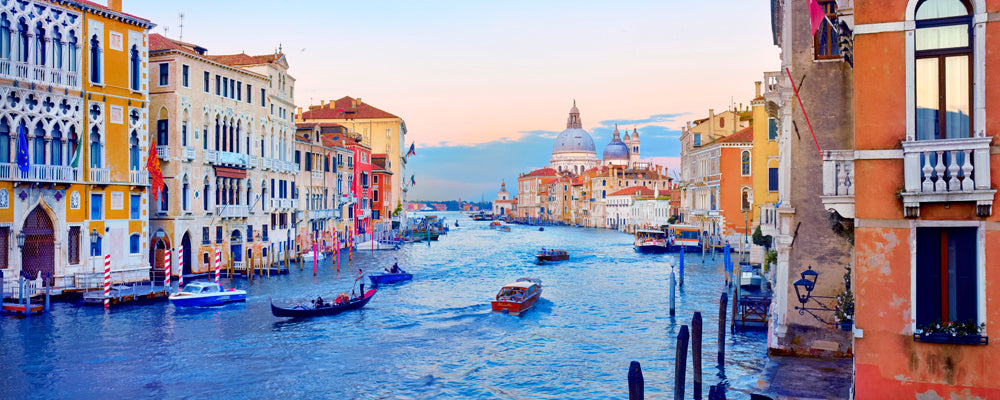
[
  {"xmin": 300, "ymin": 96, "xmax": 399, "ymax": 120},
  {"xmin": 608, "ymin": 186, "xmax": 654, "ymax": 197},
  {"xmin": 717, "ymin": 126, "xmax": 753, "ymax": 144},
  {"xmin": 207, "ymin": 53, "xmax": 283, "ymax": 67},
  {"xmin": 526, "ymin": 167, "xmax": 557, "ymax": 177}
]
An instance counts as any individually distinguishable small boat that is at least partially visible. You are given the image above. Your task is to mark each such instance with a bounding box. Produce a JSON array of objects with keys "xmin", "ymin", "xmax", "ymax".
[
  {"xmin": 270, "ymin": 287, "xmax": 377, "ymax": 318},
  {"xmin": 302, "ymin": 251, "xmax": 326, "ymax": 263},
  {"xmin": 538, "ymin": 227, "xmax": 544, "ymax": 231},
  {"xmin": 355, "ymin": 240, "xmax": 399, "ymax": 251},
  {"xmin": 634, "ymin": 229, "xmax": 670, "ymax": 254},
  {"xmin": 489, "ymin": 221, "xmax": 503, "ymax": 229},
  {"xmin": 369, "ymin": 270, "xmax": 413, "ymax": 285},
  {"xmin": 169, "ymin": 281, "xmax": 247, "ymax": 307},
  {"xmin": 492, "ymin": 278, "xmax": 543, "ymax": 315},
  {"xmin": 536, "ymin": 249, "xmax": 569, "ymax": 262},
  {"xmin": 499, "ymin": 225, "xmax": 511, "ymax": 232},
  {"xmin": 740, "ymin": 263, "xmax": 763, "ymax": 288}
]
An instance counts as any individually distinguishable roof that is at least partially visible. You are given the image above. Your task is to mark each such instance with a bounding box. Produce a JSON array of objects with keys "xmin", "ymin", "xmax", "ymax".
[
  {"xmin": 525, "ymin": 167, "xmax": 557, "ymax": 177},
  {"xmin": 149, "ymin": 33, "xmax": 204, "ymax": 57},
  {"xmin": 65, "ymin": 0, "xmax": 154, "ymax": 28},
  {"xmin": 300, "ymin": 96, "xmax": 400, "ymax": 120},
  {"xmin": 717, "ymin": 126, "xmax": 754, "ymax": 144},
  {"xmin": 208, "ymin": 53, "xmax": 284, "ymax": 67},
  {"xmin": 608, "ymin": 186, "xmax": 654, "ymax": 197}
]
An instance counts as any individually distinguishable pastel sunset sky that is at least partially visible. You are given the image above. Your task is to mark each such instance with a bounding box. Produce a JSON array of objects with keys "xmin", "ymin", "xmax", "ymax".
[{"xmin": 127, "ymin": 0, "xmax": 779, "ymax": 201}]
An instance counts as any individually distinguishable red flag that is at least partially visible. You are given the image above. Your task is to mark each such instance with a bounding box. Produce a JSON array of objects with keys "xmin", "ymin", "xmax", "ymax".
[
  {"xmin": 809, "ymin": 0, "xmax": 826, "ymax": 35},
  {"xmin": 146, "ymin": 133, "xmax": 165, "ymax": 201}
]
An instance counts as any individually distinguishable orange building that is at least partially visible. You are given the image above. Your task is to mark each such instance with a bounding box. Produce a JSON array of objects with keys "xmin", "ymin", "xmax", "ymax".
[
  {"xmin": 849, "ymin": 0, "xmax": 1000, "ymax": 397},
  {"xmin": 716, "ymin": 128, "xmax": 754, "ymax": 236},
  {"xmin": 371, "ymin": 154, "xmax": 393, "ymax": 222}
]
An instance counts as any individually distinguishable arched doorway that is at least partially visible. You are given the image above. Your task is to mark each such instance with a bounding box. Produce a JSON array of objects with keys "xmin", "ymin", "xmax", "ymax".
[
  {"xmin": 181, "ymin": 232, "xmax": 192, "ymax": 275},
  {"xmin": 21, "ymin": 206, "xmax": 54, "ymax": 285},
  {"xmin": 230, "ymin": 230, "xmax": 242, "ymax": 263},
  {"xmin": 149, "ymin": 236, "xmax": 167, "ymax": 281}
]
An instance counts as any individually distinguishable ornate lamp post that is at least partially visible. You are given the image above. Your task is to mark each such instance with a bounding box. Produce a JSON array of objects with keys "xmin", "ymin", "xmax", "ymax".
[
  {"xmin": 792, "ymin": 265, "xmax": 837, "ymax": 325},
  {"xmin": 90, "ymin": 228, "xmax": 99, "ymax": 274}
]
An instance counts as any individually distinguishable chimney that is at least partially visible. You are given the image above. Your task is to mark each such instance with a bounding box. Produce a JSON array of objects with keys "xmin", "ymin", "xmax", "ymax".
[
  {"xmin": 320, "ymin": 100, "xmax": 325, "ymax": 107},
  {"xmin": 356, "ymin": 97, "xmax": 362, "ymax": 106},
  {"xmin": 755, "ymin": 81, "xmax": 762, "ymax": 98},
  {"xmin": 108, "ymin": 0, "xmax": 122, "ymax": 12}
]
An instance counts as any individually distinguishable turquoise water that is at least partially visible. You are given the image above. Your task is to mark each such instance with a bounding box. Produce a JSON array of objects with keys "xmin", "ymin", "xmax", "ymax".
[{"xmin": 0, "ymin": 211, "xmax": 766, "ymax": 399}]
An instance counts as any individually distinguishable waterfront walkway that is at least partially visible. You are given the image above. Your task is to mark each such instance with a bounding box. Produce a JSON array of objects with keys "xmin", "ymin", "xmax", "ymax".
[{"xmin": 753, "ymin": 355, "xmax": 853, "ymax": 399}]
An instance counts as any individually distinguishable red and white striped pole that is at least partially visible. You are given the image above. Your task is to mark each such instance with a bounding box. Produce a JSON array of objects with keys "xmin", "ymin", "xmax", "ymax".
[
  {"xmin": 103, "ymin": 254, "xmax": 111, "ymax": 310},
  {"xmin": 177, "ymin": 245, "xmax": 184, "ymax": 290},
  {"xmin": 164, "ymin": 248, "xmax": 171, "ymax": 291},
  {"xmin": 214, "ymin": 249, "xmax": 221, "ymax": 283}
]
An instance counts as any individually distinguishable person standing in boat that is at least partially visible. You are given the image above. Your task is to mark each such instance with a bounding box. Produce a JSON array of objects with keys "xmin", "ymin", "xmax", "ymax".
[{"xmin": 355, "ymin": 268, "xmax": 365, "ymax": 298}]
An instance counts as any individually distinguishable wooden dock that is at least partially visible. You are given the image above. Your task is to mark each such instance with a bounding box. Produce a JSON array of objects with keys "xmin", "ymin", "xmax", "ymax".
[{"xmin": 81, "ymin": 284, "xmax": 169, "ymax": 306}]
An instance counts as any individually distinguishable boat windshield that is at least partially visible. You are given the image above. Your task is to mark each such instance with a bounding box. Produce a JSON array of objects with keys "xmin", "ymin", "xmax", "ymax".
[
  {"xmin": 677, "ymin": 230, "xmax": 699, "ymax": 239},
  {"xmin": 181, "ymin": 285, "xmax": 201, "ymax": 294}
]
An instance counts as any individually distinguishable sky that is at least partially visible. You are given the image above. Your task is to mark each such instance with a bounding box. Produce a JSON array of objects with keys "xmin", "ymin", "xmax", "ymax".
[{"xmin": 125, "ymin": 0, "xmax": 779, "ymax": 201}]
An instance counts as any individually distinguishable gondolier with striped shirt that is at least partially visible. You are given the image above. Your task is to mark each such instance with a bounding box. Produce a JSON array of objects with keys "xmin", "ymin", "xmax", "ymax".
[{"xmin": 355, "ymin": 268, "xmax": 365, "ymax": 298}]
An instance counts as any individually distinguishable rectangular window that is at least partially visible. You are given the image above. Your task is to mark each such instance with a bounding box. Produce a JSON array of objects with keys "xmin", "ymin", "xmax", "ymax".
[
  {"xmin": 694, "ymin": 134, "xmax": 701, "ymax": 147},
  {"xmin": 182, "ymin": 64, "xmax": 189, "ymax": 87},
  {"xmin": 916, "ymin": 227, "xmax": 978, "ymax": 329},
  {"xmin": 768, "ymin": 167, "xmax": 779, "ymax": 191},
  {"xmin": 261, "ymin": 88, "xmax": 266, "ymax": 106},
  {"xmin": 216, "ymin": 227, "xmax": 223, "ymax": 244},
  {"xmin": 158, "ymin": 62, "xmax": 168, "ymax": 86},
  {"xmin": 814, "ymin": 1, "xmax": 841, "ymax": 60},
  {"xmin": 246, "ymin": 84, "xmax": 252, "ymax": 104},
  {"xmin": 157, "ymin": 119, "xmax": 168, "ymax": 146},
  {"xmin": 91, "ymin": 193, "xmax": 103, "ymax": 220},
  {"xmin": 305, "ymin": 153, "xmax": 312, "ymax": 171},
  {"xmin": 374, "ymin": 190, "xmax": 379, "ymax": 202},
  {"xmin": 0, "ymin": 228, "xmax": 7, "ymax": 268},
  {"xmin": 768, "ymin": 118, "xmax": 777, "ymax": 141},
  {"xmin": 67, "ymin": 227, "xmax": 79, "ymax": 265},
  {"xmin": 237, "ymin": 81, "xmax": 242, "ymax": 101},
  {"xmin": 223, "ymin": 77, "xmax": 229, "ymax": 97},
  {"xmin": 216, "ymin": 75, "xmax": 221, "ymax": 95},
  {"xmin": 130, "ymin": 194, "xmax": 140, "ymax": 219},
  {"xmin": 230, "ymin": 79, "xmax": 235, "ymax": 99},
  {"xmin": 202, "ymin": 227, "xmax": 210, "ymax": 245},
  {"xmin": 294, "ymin": 150, "xmax": 300, "ymax": 165},
  {"xmin": 204, "ymin": 71, "xmax": 210, "ymax": 92}
]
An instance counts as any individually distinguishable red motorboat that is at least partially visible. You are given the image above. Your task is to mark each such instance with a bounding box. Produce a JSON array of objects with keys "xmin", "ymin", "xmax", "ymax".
[
  {"xmin": 536, "ymin": 249, "xmax": 569, "ymax": 262},
  {"xmin": 491, "ymin": 278, "xmax": 543, "ymax": 315}
]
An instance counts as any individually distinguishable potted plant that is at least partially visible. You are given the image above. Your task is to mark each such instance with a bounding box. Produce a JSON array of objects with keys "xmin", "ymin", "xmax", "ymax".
[
  {"xmin": 834, "ymin": 265, "xmax": 854, "ymax": 331},
  {"xmin": 916, "ymin": 320, "xmax": 987, "ymax": 345}
]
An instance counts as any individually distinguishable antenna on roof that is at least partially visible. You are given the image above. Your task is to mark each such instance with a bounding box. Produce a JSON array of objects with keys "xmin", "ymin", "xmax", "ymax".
[{"xmin": 178, "ymin": 12, "xmax": 185, "ymax": 41}]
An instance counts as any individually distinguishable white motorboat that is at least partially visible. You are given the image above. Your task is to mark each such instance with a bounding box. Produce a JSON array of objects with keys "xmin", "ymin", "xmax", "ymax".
[{"xmin": 355, "ymin": 240, "xmax": 399, "ymax": 251}]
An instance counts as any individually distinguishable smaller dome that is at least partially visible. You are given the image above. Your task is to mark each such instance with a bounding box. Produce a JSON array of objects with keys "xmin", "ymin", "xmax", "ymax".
[
  {"xmin": 632, "ymin": 128, "xmax": 639, "ymax": 139},
  {"xmin": 623, "ymin": 133, "xmax": 631, "ymax": 141},
  {"xmin": 603, "ymin": 139, "xmax": 630, "ymax": 161}
]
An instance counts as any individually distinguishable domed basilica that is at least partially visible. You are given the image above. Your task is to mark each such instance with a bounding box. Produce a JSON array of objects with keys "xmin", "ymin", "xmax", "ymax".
[{"xmin": 549, "ymin": 102, "xmax": 642, "ymax": 174}]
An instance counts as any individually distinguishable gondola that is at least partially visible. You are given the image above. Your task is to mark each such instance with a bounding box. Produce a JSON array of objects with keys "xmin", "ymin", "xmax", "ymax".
[
  {"xmin": 369, "ymin": 271, "xmax": 413, "ymax": 285},
  {"xmin": 270, "ymin": 287, "xmax": 377, "ymax": 318}
]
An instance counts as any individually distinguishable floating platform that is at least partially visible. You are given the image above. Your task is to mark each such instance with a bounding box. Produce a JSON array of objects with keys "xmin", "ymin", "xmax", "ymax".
[
  {"xmin": 81, "ymin": 284, "xmax": 169, "ymax": 306},
  {"xmin": 2, "ymin": 302, "xmax": 44, "ymax": 314}
]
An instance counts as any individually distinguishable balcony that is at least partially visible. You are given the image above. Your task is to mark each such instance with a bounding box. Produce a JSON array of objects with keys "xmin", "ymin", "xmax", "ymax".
[
  {"xmin": 204, "ymin": 150, "xmax": 218, "ymax": 164},
  {"xmin": 129, "ymin": 170, "xmax": 149, "ymax": 186},
  {"xmin": 821, "ymin": 150, "xmax": 855, "ymax": 219},
  {"xmin": 0, "ymin": 163, "xmax": 81, "ymax": 184},
  {"xmin": 217, "ymin": 151, "xmax": 247, "ymax": 167},
  {"xmin": 262, "ymin": 158, "xmax": 273, "ymax": 170},
  {"xmin": 182, "ymin": 146, "xmax": 196, "ymax": 161},
  {"xmin": 216, "ymin": 204, "xmax": 249, "ymax": 218},
  {"xmin": 0, "ymin": 60, "xmax": 80, "ymax": 90},
  {"xmin": 89, "ymin": 168, "xmax": 111, "ymax": 185},
  {"xmin": 901, "ymin": 137, "xmax": 996, "ymax": 217},
  {"xmin": 309, "ymin": 209, "xmax": 335, "ymax": 220},
  {"xmin": 270, "ymin": 198, "xmax": 295, "ymax": 210},
  {"xmin": 763, "ymin": 71, "xmax": 783, "ymax": 105},
  {"xmin": 157, "ymin": 145, "xmax": 170, "ymax": 161},
  {"xmin": 248, "ymin": 155, "xmax": 259, "ymax": 169},
  {"xmin": 311, "ymin": 170, "xmax": 323, "ymax": 180}
]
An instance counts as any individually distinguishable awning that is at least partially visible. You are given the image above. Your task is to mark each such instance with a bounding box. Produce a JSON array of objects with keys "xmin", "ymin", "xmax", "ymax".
[{"xmin": 215, "ymin": 166, "xmax": 247, "ymax": 179}]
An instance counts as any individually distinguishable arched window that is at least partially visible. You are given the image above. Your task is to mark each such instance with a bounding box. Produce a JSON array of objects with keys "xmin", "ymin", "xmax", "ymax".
[
  {"xmin": 50, "ymin": 125, "xmax": 62, "ymax": 166},
  {"xmin": 51, "ymin": 28, "xmax": 62, "ymax": 69},
  {"xmin": 182, "ymin": 175, "xmax": 189, "ymax": 211},
  {"xmin": 129, "ymin": 131, "xmax": 139, "ymax": 170},
  {"xmin": 33, "ymin": 23, "xmax": 45, "ymax": 66},
  {"xmin": 89, "ymin": 34, "xmax": 100, "ymax": 83},
  {"xmin": 67, "ymin": 34, "xmax": 77, "ymax": 72},
  {"xmin": 914, "ymin": 0, "xmax": 973, "ymax": 140},
  {"xmin": 129, "ymin": 234, "xmax": 140, "ymax": 254},
  {"xmin": 89, "ymin": 126, "xmax": 101, "ymax": 168},
  {"xmin": 0, "ymin": 118, "xmax": 9, "ymax": 163},
  {"xmin": 741, "ymin": 150, "xmax": 751, "ymax": 176},
  {"xmin": 129, "ymin": 45, "xmax": 140, "ymax": 90},
  {"xmin": 203, "ymin": 177, "xmax": 210, "ymax": 211},
  {"xmin": 160, "ymin": 185, "xmax": 169, "ymax": 212},
  {"xmin": 741, "ymin": 188, "xmax": 751, "ymax": 211},
  {"xmin": 16, "ymin": 19, "xmax": 27, "ymax": 63},
  {"xmin": 32, "ymin": 122, "xmax": 45, "ymax": 165},
  {"xmin": 68, "ymin": 126, "xmax": 78, "ymax": 167},
  {"xmin": 0, "ymin": 15, "xmax": 9, "ymax": 59}
]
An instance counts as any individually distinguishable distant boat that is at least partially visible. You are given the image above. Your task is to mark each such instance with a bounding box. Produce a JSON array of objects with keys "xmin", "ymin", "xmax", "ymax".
[
  {"xmin": 169, "ymin": 282, "xmax": 246, "ymax": 307},
  {"xmin": 536, "ymin": 249, "xmax": 569, "ymax": 262},
  {"xmin": 634, "ymin": 229, "xmax": 670, "ymax": 254},
  {"xmin": 538, "ymin": 227, "xmax": 544, "ymax": 231},
  {"xmin": 302, "ymin": 251, "xmax": 326, "ymax": 263},
  {"xmin": 369, "ymin": 268, "xmax": 413, "ymax": 285},
  {"xmin": 270, "ymin": 287, "xmax": 377, "ymax": 318},
  {"xmin": 491, "ymin": 278, "xmax": 543, "ymax": 315},
  {"xmin": 668, "ymin": 225, "xmax": 701, "ymax": 252},
  {"xmin": 355, "ymin": 240, "xmax": 399, "ymax": 251}
]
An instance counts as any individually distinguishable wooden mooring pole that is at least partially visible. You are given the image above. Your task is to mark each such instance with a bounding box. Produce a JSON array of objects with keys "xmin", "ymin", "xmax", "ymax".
[
  {"xmin": 674, "ymin": 325, "xmax": 690, "ymax": 400},
  {"xmin": 628, "ymin": 360, "xmax": 644, "ymax": 400},
  {"xmin": 669, "ymin": 270, "xmax": 676, "ymax": 316},
  {"xmin": 693, "ymin": 312, "xmax": 703, "ymax": 400},
  {"xmin": 718, "ymin": 292, "xmax": 728, "ymax": 366}
]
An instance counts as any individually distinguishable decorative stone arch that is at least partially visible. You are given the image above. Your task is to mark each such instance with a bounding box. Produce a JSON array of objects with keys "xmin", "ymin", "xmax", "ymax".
[{"xmin": 18, "ymin": 200, "xmax": 58, "ymax": 284}]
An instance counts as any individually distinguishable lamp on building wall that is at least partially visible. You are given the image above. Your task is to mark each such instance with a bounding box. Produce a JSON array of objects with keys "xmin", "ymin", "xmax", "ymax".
[
  {"xmin": 792, "ymin": 265, "xmax": 837, "ymax": 325},
  {"xmin": 16, "ymin": 231, "xmax": 26, "ymax": 249}
]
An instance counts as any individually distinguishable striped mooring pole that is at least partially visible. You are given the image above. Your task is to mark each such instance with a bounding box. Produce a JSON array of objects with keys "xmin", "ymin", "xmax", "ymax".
[
  {"xmin": 177, "ymin": 245, "xmax": 184, "ymax": 289},
  {"xmin": 214, "ymin": 249, "xmax": 222, "ymax": 283},
  {"xmin": 103, "ymin": 254, "xmax": 111, "ymax": 310},
  {"xmin": 164, "ymin": 248, "xmax": 171, "ymax": 291}
]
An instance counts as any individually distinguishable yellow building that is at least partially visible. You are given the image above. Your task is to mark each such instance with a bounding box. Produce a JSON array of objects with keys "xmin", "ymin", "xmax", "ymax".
[
  {"xmin": 751, "ymin": 74, "xmax": 782, "ymax": 236},
  {"xmin": 0, "ymin": 0, "xmax": 153, "ymax": 287}
]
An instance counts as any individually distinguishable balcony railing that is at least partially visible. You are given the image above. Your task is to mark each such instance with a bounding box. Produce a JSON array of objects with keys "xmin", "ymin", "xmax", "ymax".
[
  {"xmin": 182, "ymin": 146, "xmax": 196, "ymax": 161},
  {"xmin": 217, "ymin": 151, "xmax": 247, "ymax": 167},
  {"xmin": 216, "ymin": 204, "xmax": 249, "ymax": 218},
  {"xmin": 271, "ymin": 198, "xmax": 295, "ymax": 210},
  {"xmin": 204, "ymin": 150, "xmax": 218, "ymax": 164},
  {"xmin": 89, "ymin": 168, "xmax": 111, "ymax": 184},
  {"xmin": 0, "ymin": 60, "xmax": 81, "ymax": 90},
  {"xmin": 156, "ymin": 145, "xmax": 169, "ymax": 160},
  {"xmin": 311, "ymin": 170, "xmax": 323, "ymax": 180},
  {"xmin": 821, "ymin": 150, "xmax": 855, "ymax": 219},
  {"xmin": 129, "ymin": 170, "xmax": 149, "ymax": 186},
  {"xmin": 248, "ymin": 155, "xmax": 259, "ymax": 169},
  {"xmin": 309, "ymin": 209, "xmax": 335, "ymax": 220},
  {"xmin": 262, "ymin": 158, "xmax": 273, "ymax": 170},
  {"xmin": 901, "ymin": 137, "xmax": 995, "ymax": 217},
  {"xmin": 0, "ymin": 163, "xmax": 81, "ymax": 183}
]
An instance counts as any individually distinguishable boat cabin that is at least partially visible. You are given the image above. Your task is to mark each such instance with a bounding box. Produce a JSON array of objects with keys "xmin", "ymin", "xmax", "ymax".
[
  {"xmin": 669, "ymin": 225, "xmax": 700, "ymax": 244},
  {"xmin": 635, "ymin": 229, "xmax": 667, "ymax": 241},
  {"xmin": 181, "ymin": 282, "xmax": 220, "ymax": 294},
  {"xmin": 496, "ymin": 280, "xmax": 540, "ymax": 302}
]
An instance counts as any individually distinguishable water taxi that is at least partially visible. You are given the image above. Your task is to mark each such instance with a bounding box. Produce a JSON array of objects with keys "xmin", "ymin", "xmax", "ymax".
[
  {"xmin": 169, "ymin": 282, "xmax": 247, "ymax": 307},
  {"xmin": 491, "ymin": 278, "xmax": 543, "ymax": 315},
  {"xmin": 634, "ymin": 229, "xmax": 670, "ymax": 254},
  {"xmin": 536, "ymin": 249, "xmax": 569, "ymax": 262},
  {"xmin": 668, "ymin": 225, "xmax": 702, "ymax": 252}
]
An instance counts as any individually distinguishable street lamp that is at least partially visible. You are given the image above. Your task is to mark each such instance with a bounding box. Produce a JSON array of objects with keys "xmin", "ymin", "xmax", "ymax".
[
  {"xmin": 16, "ymin": 231, "xmax": 26, "ymax": 249},
  {"xmin": 793, "ymin": 265, "xmax": 837, "ymax": 325}
]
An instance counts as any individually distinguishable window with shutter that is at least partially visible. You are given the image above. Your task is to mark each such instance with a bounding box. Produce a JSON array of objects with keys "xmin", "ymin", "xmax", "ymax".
[
  {"xmin": 916, "ymin": 226, "xmax": 978, "ymax": 329},
  {"xmin": 68, "ymin": 226, "xmax": 79, "ymax": 264}
]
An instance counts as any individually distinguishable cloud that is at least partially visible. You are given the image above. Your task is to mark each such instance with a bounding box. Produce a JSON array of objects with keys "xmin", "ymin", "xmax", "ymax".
[{"xmin": 597, "ymin": 112, "xmax": 689, "ymax": 127}]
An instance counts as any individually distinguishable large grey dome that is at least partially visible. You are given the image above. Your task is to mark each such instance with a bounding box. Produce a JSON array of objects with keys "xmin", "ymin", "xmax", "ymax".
[
  {"xmin": 553, "ymin": 128, "xmax": 597, "ymax": 154},
  {"xmin": 603, "ymin": 138, "xmax": 630, "ymax": 161}
]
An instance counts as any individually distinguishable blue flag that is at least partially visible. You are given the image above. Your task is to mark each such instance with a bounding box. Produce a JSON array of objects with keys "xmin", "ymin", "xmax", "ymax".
[{"xmin": 16, "ymin": 123, "xmax": 29, "ymax": 174}]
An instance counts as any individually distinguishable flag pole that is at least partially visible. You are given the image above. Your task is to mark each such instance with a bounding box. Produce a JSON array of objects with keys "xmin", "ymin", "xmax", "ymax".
[{"xmin": 785, "ymin": 67, "xmax": 822, "ymax": 155}]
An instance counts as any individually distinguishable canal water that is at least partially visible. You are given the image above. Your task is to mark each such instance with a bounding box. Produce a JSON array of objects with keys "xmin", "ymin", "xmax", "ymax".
[{"xmin": 1, "ymin": 212, "xmax": 766, "ymax": 399}]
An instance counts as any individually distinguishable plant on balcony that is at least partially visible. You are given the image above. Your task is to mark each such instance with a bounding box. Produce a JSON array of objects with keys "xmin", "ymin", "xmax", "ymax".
[
  {"xmin": 393, "ymin": 201, "xmax": 402, "ymax": 217},
  {"xmin": 752, "ymin": 225, "xmax": 772, "ymax": 249},
  {"xmin": 763, "ymin": 250, "xmax": 777, "ymax": 274},
  {"xmin": 834, "ymin": 264, "xmax": 854, "ymax": 331},
  {"xmin": 916, "ymin": 319, "xmax": 987, "ymax": 345}
]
